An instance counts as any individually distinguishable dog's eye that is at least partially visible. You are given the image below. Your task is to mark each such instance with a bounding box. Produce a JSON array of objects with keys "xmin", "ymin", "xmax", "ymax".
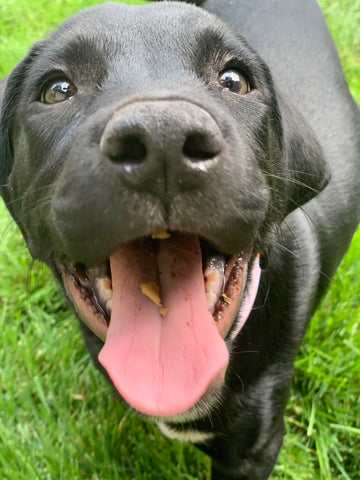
[
  {"xmin": 218, "ymin": 69, "xmax": 250, "ymax": 95},
  {"xmin": 41, "ymin": 80, "xmax": 77, "ymax": 104}
]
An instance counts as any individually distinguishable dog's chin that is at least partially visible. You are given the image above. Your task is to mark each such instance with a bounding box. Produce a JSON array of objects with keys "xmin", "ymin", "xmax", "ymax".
[{"xmin": 57, "ymin": 232, "xmax": 256, "ymax": 418}]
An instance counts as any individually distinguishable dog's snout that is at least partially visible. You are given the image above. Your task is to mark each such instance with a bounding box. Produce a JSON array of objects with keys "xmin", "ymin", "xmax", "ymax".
[
  {"xmin": 100, "ymin": 100, "xmax": 223, "ymax": 197},
  {"xmin": 104, "ymin": 133, "xmax": 148, "ymax": 166},
  {"xmin": 183, "ymin": 132, "xmax": 220, "ymax": 162}
]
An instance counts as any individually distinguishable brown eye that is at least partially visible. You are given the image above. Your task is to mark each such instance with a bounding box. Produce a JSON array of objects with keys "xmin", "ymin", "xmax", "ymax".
[
  {"xmin": 41, "ymin": 79, "xmax": 77, "ymax": 104},
  {"xmin": 218, "ymin": 69, "xmax": 250, "ymax": 95}
]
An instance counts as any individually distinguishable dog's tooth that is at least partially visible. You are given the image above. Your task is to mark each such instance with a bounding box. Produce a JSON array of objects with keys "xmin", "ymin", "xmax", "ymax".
[
  {"xmin": 206, "ymin": 289, "xmax": 219, "ymax": 314},
  {"xmin": 96, "ymin": 277, "xmax": 113, "ymax": 304},
  {"xmin": 106, "ymin": 298, "xmax": 113, "ymax": 315},
  {"xmin": 204, "ymin": 255, "xmax": 225, "ymax": 314},
  {"xmin": 205, "ymin": 255, "xmax": 226, "ymax": 273}
]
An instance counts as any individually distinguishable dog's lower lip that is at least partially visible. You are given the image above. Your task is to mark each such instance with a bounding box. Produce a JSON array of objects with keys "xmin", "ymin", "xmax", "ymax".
[{"xmin": 59, "ymin": 235, "xmax": 253, "ymax": 343}]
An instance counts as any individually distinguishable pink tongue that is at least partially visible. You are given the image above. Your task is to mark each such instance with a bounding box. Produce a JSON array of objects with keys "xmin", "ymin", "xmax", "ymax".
[{"xmin": 98, "ymin": 234, "xmax": 229, "ymax": 417}]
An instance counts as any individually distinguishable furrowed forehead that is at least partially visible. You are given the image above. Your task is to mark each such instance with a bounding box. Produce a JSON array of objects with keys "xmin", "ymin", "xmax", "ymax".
[
  {"xmin": 21, "ymin": 3, "xmax": 238, "ymax": 86},
  {"xmin": 51, "ymin": 2, "xmax": 221, "ymax": 55},
  {"xmin": 23, "ymin": 4, "xmax": 220, "ymax": 73}
]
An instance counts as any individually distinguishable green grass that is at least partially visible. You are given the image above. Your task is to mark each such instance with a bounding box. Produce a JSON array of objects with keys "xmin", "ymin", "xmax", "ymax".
[{"xmin": 0, "ymin": 0, "xmax": 359, "ymax": 479}]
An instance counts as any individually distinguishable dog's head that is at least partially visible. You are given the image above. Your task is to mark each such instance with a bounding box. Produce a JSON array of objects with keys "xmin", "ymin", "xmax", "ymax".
[{"xmin": 0, "ymin": 2, "xmax": 329, "ymax": 419}]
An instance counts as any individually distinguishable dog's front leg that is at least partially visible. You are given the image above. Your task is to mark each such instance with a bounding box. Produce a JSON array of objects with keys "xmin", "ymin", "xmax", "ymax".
[{"xmin": 196, "ymin": 406, "xmax": 286, "ymax": 480}]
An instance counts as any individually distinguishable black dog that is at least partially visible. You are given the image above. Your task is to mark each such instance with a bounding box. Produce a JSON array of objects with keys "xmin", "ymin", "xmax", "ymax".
[{"xmin": 1, "ymin": 0, "xmax": 359, "ymax": 478}]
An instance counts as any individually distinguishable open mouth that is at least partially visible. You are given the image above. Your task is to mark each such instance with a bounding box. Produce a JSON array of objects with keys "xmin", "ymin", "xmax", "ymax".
[
  {"xmin": 62, "ymin": 234, "xmax": 251, "ymax": 340},
  {"xmin": 59, "ymin": 232, "xmax": 258, "ymax": 417}
]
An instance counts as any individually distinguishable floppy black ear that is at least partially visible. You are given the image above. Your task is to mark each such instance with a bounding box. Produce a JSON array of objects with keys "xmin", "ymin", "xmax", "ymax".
[
  {"xmin": 278, "ymin": 93, "xmax": 331, "ymax": 214},
  {"xmin": 0, "ymin": 45, "xmax": 44, "ymax": 200}
]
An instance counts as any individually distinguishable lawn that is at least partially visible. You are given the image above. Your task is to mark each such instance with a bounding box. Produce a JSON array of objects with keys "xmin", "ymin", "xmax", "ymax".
[{"xmin": 0, "ymin": 0, "xmax": 359, "ymax": 479}]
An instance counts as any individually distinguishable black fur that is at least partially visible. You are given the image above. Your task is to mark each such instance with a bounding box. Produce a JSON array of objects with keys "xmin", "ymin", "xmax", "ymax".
[{"xmin": 0, "ymin": 1, "xmax": 359, "ymax": 478}]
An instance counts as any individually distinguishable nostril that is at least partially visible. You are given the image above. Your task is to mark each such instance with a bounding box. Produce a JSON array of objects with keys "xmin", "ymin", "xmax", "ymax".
[
  {"xmin": 183, "ymin": 132, "xmax": 220, "ymax": 162},
  {"xmin": 107, "ymin": 134, "xmax": 147, "ymax": 165}
]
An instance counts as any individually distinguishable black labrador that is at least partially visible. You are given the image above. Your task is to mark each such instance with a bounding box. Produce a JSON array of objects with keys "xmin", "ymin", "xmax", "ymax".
[{"xmin": 1, "ymin": 0, "xmax": 359, "ymax": 478}]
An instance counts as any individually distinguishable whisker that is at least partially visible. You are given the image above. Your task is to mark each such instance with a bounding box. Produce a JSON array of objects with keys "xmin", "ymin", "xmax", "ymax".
[
  {"xmin": 4, "ymin": 184, "xmax": 53, "ymax": 211},
  {"xmin": 264, "ymin": 172, "xmax": 322, "ymax": 195}
]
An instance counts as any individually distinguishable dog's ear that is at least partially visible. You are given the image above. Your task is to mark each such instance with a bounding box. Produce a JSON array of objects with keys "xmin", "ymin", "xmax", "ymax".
[
  {"xmin": 276, "ymin": 93, "xmax": 331, "ymax": 215},
  {"xmin": 0, "ymin": 45, "xmax": 44, "ymax": 199}
]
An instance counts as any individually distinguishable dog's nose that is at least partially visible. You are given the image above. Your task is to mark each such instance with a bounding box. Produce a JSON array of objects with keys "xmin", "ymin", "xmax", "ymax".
[{"xmin": 100, "ymin": 100, "xmax": 223, "ymax": 198}]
